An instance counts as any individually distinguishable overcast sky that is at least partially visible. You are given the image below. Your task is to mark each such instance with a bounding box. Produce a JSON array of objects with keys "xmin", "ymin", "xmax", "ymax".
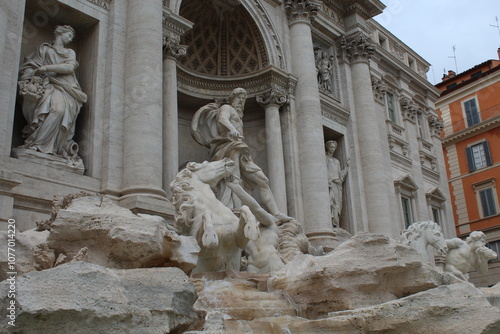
[{"xmin": 373, "ymin": 0, "xmax": 500, "ymax": 85}]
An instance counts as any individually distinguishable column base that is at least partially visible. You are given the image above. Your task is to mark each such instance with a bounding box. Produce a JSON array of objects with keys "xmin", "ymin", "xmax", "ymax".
[
  {"xmin": 118, "ymin": 193, "xmax": 174, "ymax": 221},
  {"xmin": 306, "ymin": 228, "xmax": 352, "ymax": 253}
]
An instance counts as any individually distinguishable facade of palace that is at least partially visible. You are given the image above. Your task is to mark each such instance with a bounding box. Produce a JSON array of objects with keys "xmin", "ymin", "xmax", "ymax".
[
  {"xmin": 437, "ymin": 54, "xmax": 500, "ymax": 286},
  {"xmin": 0, "ymin": 0, "xmax": 455, "ymax": 246}
]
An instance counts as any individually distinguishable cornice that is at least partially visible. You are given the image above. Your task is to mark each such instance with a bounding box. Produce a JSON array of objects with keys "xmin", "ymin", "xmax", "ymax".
[
  {"xmin": 322, "ymin": 0, "xmax": 384, "ymax": 19},
  {"xmin": 321, "ymin": 100, "xmax": 350, "ymax": 127},
  {"xmin": 177, "ymin": 65, "xmax": 298, "ymax": 99},
  {"xmin": 442, "ymin": 115, "xmax": 500, "ymax": 145},
  {"xmin": 162, "ymin": 7, "xmax": 194, "ymax": 36}
]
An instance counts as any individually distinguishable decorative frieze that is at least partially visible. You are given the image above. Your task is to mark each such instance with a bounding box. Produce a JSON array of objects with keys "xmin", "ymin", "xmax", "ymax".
[
  {"xmin": 371, "ymin": 76, "xmax": 388, "ymax": 104},
  {"xmin": 399, "ymin": 97, "xmax": 418, "ymax": 122},
  {"xmin": 285, "ymin": 0, "xmax": 321, "ymax": 25},
  {"xmin": 256, "ymin": 87, "xmax": 288, "ymax": 108},
  {"xmin": 338, "ymin": 34, "xmax": 375, "ymax": 64},
  {"xmin": 428, "ymin": 115, "xmax": 444, "ymax": 137},
  {"xmin": 163, "ymin": 32, "xmax": 187, "ymax": 60},
  {"xmin": 321, "ymin": 101, "xmax": 350, "ymax": 127}
]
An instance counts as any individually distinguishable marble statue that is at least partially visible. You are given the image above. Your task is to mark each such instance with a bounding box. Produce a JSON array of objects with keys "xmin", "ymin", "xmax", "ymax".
[
  {"xmin": 316, "ymin": 51, "xmax": 334, "ymax": 93},
  {"xmin": 191, "ymin": 87, "xmax": 289, "ymax": 223},
  {"xmin": 444, "ymin": 231, "xmax": 497, "ymax": 281},
  {"xmin": 400, "ymin": 221, "xmax": 448, "ymax": 263},
  {"xmin": 170, "ymin": 158, "xmax": 260, "ymax": 273},
  {"xmin": 17, "ymin": 25, "xmax": 87, "ymax": 166},
  {"xmin": 325, "ymin": 140, "xmax": 349, "ymax": 227}
]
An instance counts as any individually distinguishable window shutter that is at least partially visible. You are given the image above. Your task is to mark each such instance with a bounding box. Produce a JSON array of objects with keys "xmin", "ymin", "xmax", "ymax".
[
  {"xmin": 480, "ymin": 190, "xmax": 489, "ymax": 216},
  {"xmin": 465, "ymin": 146, "xmax": 475, "ymax": 172},
  {"xmin": 483, "ymin": 141, "xmax": 493, "ymax": 166},
  {"xmin": 465, "ymin": 100, "xmax": 474, "ymax": 126}
]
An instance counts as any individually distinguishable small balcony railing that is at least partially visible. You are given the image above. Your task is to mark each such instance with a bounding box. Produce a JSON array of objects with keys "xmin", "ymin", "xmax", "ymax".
[{"xmin": 451, "ymin": 103, "xmax": 500, "ymax": 132}]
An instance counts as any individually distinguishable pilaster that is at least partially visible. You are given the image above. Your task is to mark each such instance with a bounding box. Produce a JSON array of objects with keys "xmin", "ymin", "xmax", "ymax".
[
  {"xmin": 257, "ymin": 87, "xmax": 288, "ymax": 214},
  {"xmin": 286, "ymin": 0, "xmax": 333, "ymax": 247},
  {"xmin": 162, "ymin": 8, "xmax": 192, "ymax": 195}
]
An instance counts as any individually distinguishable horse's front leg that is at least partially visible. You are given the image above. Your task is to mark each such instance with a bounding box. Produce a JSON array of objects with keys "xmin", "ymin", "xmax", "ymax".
[
  {"xmin": 236, "ymin": 205, "xmax": 260, "ymax": 249},
  {"xmin": 200, "ymin": 210, "xmax": 218, "ymax": 249}
]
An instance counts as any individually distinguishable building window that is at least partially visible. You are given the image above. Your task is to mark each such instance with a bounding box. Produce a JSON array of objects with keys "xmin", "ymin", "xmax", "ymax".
[
  {"xmin": 466, "ymin": 141, "xmax": 492, "ymax": 172},
  {"xmin": 473, "ymin": 179, "xmax": 499, "ymax": 219},
  {"xmin": 401, "ymin": 196, "xmax": 413, "ymax": 228},
  {"xmin": 386, "ymin": 92, "xmax": 397, "ymax": 123},
  {"xmin": 487, "ymin": 240, "xmax": 500, "ymax": 261},
  {"xmin": 432, "ymin": 207, "xmax": 441, "ymax": 225},
  {"xmin": 479, "ymin": 188, "xmax": 498, "ymax": 217},
  {"xmin": 463, "ymin": 98, "xmax": 480, "ymax": 127}
]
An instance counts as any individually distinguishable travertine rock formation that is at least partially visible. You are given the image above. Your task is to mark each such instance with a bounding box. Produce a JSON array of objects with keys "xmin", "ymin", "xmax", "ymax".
[
  {"xmin": 46, "ymin": 194, "xmax": 200, "ymax": 273},
  {"xmin": 224, "ymin": 283, "xmax": 500, "ymax": 333},
  {"xmin": 0, "ymin": 229, "xmax": 50, "ymax": 280},
  {"xmin": 270, "ymin": 232, "xmax": 451, "ymax": 318},
  {"xmin": 0, "ymin": 262, "xmax": 199, "ymax": 333}
]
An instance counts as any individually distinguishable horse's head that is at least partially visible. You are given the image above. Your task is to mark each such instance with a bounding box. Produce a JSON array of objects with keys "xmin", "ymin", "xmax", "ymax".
[
  {"xmin": 188, "ymin": 158, "xmax": 236, "ymax": 187},
  {"xmin": 423, "ymin": 224, "xmax": 448, "ymax": 256}
]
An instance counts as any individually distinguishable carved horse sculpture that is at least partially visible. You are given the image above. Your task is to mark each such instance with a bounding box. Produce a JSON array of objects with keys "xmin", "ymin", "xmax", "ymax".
[
  {"xmin": 171, "ymin": 159, "xmax": 260, "ymax": 273},
  {"xmin": 400, "ymin": 221, "xmax": 448, "ymax": 263}
]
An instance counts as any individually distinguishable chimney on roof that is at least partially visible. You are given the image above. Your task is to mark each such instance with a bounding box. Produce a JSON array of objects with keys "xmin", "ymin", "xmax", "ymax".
[{"xmin": 441, "ymin": 70, "xmax": 456, "ymax": 81}]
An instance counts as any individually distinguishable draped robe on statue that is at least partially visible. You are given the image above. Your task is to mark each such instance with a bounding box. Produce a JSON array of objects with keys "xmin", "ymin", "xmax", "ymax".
[{"xmin": 19, "ymin": 42, "xmax": 87, "ymax": 156}]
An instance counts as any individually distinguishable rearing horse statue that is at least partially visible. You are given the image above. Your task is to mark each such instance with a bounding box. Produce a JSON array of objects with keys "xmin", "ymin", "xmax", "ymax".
[
  {"xmin": 400, "ymin": 221, "xmax": 448, "ymax": 263},
  {"xmin": 170, "ymin": 158, "xmax": 260, "ymax": 273}
]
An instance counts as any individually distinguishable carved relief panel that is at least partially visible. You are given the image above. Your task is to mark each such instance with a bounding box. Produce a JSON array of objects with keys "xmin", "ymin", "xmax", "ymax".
[{"xmin": 313, "ymin": 40, "xmax": 340, "ymax": 101}]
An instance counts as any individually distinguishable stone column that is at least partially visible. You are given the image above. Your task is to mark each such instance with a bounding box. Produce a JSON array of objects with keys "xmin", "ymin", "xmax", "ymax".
[
  {"xmin": 121, "ymin": 0, "xmax": 166, "ymax": 205},
  {"xmin": 257, "ymin": 87, "xmax": 288, "ymax": 214},
  {"xmin": 162, "ymin": 12, "xmax": 192, "ymax": 195},
  {"xmin": 285, "ymin": 1, "xmax": 333, "ymax": 246},
  {"xmin": 339, "ymin": 34, "xmax": 393, "ymax": 235}
]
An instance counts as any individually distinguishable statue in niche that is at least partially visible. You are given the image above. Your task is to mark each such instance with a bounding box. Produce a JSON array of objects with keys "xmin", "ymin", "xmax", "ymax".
[
  {"xmin": 315, "ymin": 50, "xmax": 334, "ymax": 93},
  {"xmin": 191, "ymin": 87, "xmax": 293, "ymax": 273},
  {"xmin": 325, "ymin": 140, "xmax": 349, "ymax": 228},
  {"xmin": 17, "ymin": 25, "xmax": 87, "ymax": 167},
  {"xmin": 444, "ymin": 231, "xmax": 497, "ymax": 281}
]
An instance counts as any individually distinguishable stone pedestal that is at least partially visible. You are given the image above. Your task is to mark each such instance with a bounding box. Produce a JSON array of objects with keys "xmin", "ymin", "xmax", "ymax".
[
  {"xmin": 286, "ymin": 1, "xmax": 332, "ymax": 245},
  {"xmin": 12, "ymin": 148, "xmax": 84, "ymax": 174}
]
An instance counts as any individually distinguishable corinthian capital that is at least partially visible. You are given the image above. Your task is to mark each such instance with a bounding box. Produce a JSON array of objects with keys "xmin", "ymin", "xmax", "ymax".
[
  {"xmin": 256, "ymin": 87, "xmax": 288, "ymax": 108},
  {"xmin": 163, "ymin": 31, "xmax": 188, "ymax": 60},
  {"xmin": 338, "ymin": 34, "xmax": 375, "ymax": 64},
  {"xmin": 285, "ymin": 0, "xmax": 321, "ymax": 25}
]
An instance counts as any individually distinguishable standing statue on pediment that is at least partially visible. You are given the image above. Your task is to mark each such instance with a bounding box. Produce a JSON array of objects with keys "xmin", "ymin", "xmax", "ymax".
[
  {"xmin": 17, "ymin": 25, "xmax": 87, "ymax": 167},
  {"xmin": 325, "ymin": 140, "xmax": 349, "ymax": 228}
]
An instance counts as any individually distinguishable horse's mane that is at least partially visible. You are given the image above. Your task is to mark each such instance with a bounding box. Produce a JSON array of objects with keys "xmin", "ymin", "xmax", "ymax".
[
  {"xmin": 400, "ymin": 221, "xmax": 440, "ymax": 245},
  {"xmin": 170, "ymin": 161, "xmax": 209, "ymax": 234}
]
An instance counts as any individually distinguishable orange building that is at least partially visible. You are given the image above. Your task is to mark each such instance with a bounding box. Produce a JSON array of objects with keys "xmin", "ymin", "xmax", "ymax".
[{"xmin": 436, "ymin": 50, "xmax": 500, "ymax": 287}]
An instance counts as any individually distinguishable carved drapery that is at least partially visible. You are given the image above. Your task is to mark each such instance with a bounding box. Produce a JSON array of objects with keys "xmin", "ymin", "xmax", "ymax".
[
  {"xmin": 285, "ymin": 0, "xmax": 321, "ymax": 25},
  {"xmin": 338, "ymin": 34, "xmax": 375, "ymax": 64}
]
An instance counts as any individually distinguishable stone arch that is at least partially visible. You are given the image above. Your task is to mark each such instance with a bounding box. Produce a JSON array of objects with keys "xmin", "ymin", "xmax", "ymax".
[{"xmin": 170, "ymin": 0, "xmax": 284, "ymax": 71}]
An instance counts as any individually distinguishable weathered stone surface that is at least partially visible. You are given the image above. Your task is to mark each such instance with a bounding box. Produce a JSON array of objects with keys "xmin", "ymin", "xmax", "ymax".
[
  {"xmin": 0, "ymin": 229, "xmax": 49, "ymax": 280},
  {"xmin": 481, "ymin": 282, "xmax": 500, "ymax": 310},
  {"xmin": 224, "ymin": 283, "xmax": 500, "ymax": 334},
  {"xmin": 270, "ymin": 233, "xmax": 451, "ymax": 318},
  {"xmin": 47, "ymin": 195, "xmax": 199, "ymax": 273},
  {"xmin": 0, "ymin": 262, "xmax": 199, "ymax": 334}
]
